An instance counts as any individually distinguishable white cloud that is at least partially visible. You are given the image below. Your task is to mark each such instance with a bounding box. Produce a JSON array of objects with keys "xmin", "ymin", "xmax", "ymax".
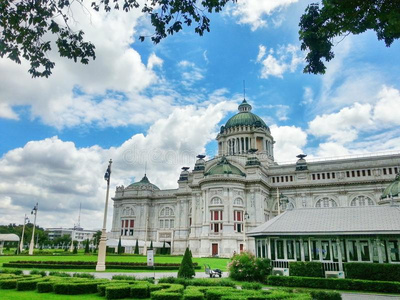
[
  {"xmin": 256, "ymin": 44, "xmax": 303, "ymax": 78},
  {"xmin": 373, "ymin": 86, "xmax": 400, "ymax": 125},
  {"xmin": 229, "ymin": 0, "xmax": 299, "ymax": 31},
  {"xmin": 0, "ymin": 100, "xmax": 237, "ymax": 229},
  {"xmin": 302, "ymin": 87, "xmax": 313, "ymax": 105},
  {"xmin": 0, "ymin": 2, "xmax": 165, "ymax": 129},
  {"xmin": 270, "ymin": 125, "xmax": 307, "ymax": 162},
  {"xmin": 177, "ymin": 60, "xmax": 205, "ymax": 87},
  {"xmin": 0, "ymin": 103, "xmax": 19, "ymax": 120}
]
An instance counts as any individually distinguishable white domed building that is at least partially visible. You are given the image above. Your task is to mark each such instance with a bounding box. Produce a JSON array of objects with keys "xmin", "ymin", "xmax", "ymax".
[{"xmin": 110, "ymin": 100, "xmax": 400, "ymax": 257}]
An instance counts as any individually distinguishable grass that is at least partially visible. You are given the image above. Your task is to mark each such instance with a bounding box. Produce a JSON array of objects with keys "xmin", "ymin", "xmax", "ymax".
[{"xmin": 0, "ymin": 254, "xmax": 230, "ymax": 272}]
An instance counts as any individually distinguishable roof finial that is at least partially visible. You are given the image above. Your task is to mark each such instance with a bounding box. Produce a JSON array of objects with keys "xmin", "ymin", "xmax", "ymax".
[{"xmin": 144, "ymin": 162, "xmax": 147, "ymax": 176}]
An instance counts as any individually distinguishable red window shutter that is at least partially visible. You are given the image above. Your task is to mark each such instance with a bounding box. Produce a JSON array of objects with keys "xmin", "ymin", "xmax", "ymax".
[
  {"xmin": 220, "ymin": 211, "xmax": 223, "ymax": 220},
  {"xmin": 234, "ymin": 223, "xmax": 236, "ymax": 230},
  {"xmin": 214, "ymin": 211, "xmax": 219, "ymax": 220},
  {"xmin": 125, "ymin": 220, "xmax": 129, "ymax": 227},
  {"xmin": 121, "ymin": 221, "xmax": 124, "ymax": 228},
  {"xmin": 238, "ymin": 211, "xmax": 242, "ymax": 221},
  {"xmin": 234, "ymin": 211, "xmax": 236, "ymax": 221},
  {"xmin": 211, "ymin": 211, "xmax": 213, "ymax": 220},
  {"xmin": 130, "ymin": 220, "xmax": 134, "ymax": 227}
]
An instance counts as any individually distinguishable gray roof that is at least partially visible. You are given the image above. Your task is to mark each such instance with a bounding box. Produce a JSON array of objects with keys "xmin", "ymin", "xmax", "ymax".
[
  {"xmin": 248, "ymin": 206, "xmax": 400, "ymax": 236},
  {"xmin": 0, "ymin": 234, "xmax": 20, "ymax": 242}
]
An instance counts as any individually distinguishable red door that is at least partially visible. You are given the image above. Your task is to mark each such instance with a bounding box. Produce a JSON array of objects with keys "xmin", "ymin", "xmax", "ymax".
[
  {"xmin": 212, "ymin": 244, "xmax": 218, "ymax": 256},
  {"xmin": 240, "ymin": 244, "xmax": 244, "ymax": 252}
]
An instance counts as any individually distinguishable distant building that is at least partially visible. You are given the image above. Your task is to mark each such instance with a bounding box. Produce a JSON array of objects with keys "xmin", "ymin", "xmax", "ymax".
[
  {"xmin": 110, "ymin": 100, "xmax": 400, "ymax": 257},
  {"xmin": 46, "ymin": 227, "xmax": 98, "ymax": 244}
]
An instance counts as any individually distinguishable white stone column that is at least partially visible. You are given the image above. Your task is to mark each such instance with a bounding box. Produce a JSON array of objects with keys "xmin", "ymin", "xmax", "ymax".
[
  {"xmin": 300, "ymin": 238, "xmax": 305, "ymax": 261},
  {"xmin": 337, "ymin": 238, "xmax": 343, "ymax": 271},
  {"xmin": 267, "ymin": 238, "xmax": 272, "ymax": 259},
  {"xmin": 376, "ymin": 238, "xmax": 383, "ymax": 263}
]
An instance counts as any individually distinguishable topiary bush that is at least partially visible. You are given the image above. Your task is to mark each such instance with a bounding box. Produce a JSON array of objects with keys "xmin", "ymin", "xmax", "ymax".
[
  {"xmin": 183, "ymin": 288, "xmax": 205, "ymax": 300},
  {"xmin": 29, "ymin": 269, "xmax": 47, "ymax": 277},
  {"xmin": 228, "ymin": 251, "xmax": 271, "ymax": 282},
  {"xmin": 151, "ymin": 291, "xmax": 182, "ymax": 300},
  {"xmin": 72, "ymin": 272, "xmax": 95, "ymax": 279},
  {"xmin": 16, "ymin": 279, "xmax": 44, "ymax": 291},
  {"xmin": 241, "ymin": 282, "xmax": 262, "ymax": 290},
  {"xmin": 178, "ymin": 247, "xmax": 196, "ymax": 279},
  {"xmin": 0, "ymin": 279, "xmax": 17, "ymax": 289},
  {"xmin": 289, "ymin": 262, "xmax": 324, "ymax": 278},
  {"xmin": 48, "ymin": 271, "xmax": 71, "ymax": 277},
  {"xmin": 112, "ymin": 275, "xmax": 136, "ymax": 281}
]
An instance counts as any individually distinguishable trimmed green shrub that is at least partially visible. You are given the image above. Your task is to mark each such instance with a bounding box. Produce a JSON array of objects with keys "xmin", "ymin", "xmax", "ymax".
[
  {"xmin": 241, "ymin": 282, "xmax": 262, "ymax": 290},
  {"xmin": 205, "ymin": 288, "xmax": 234, "ymax": 300},
  {"xmin": 112, "ymin": 275, "xmax": 136, "ymax": 280},
  {"xmin": 54, "ymin": 281, "xmax": 104, "ymax": 295},
  {"xmin": 29, "ymin": 269, "xmax": 47, "ymax": 277},
  {"xmin": 267, "ymin": 275, "xmax": 400, "ymax": 294},
  {"xmin": 183, "ymin": 288, "xmax": 205, "ymax": 300},
  {"xmin": 0, "ymin": 279, "xmax": 17, "ymax": 289},
  {"xmin": 0, "ymin": 268, "xmax": 23, "ymax": 275},
  {"xmin": 106, "ymin": 285, "xmax": 131, "ymax": 299},
  {"xmin": 158, "ymin": 277, "xmax": 235, "ymax": 287},
  {"xmin": 289, "ymin": 262, "xmax": 324, "ymax": 278},
  {"xmin": 37, "ymin": 281, "xmax": 57, "ymax": 293},
  {"xmin": 151, "ymin": 291, "xmax": 182, "ymax": 300},
  {"xmin": 178, "ymin": 247, "xmax": 196, "ymax": 279},
  {"xmin": 73, "ymin": 272, "xmax": 95, "ymax": 279},
  {"xmin": 344, "ymin": 262, "xmax": 400, "ymax": 282},
  {"xmin": 228, "ymin": 251, "xmax": 271, "ymax": 282},
  {"xmin": 131, "ymin": 283, "xmax": 150, "ymax": 298},
  {"xmin": 310, "ymin": 290, "xmax": 341, "ymax": 300},
  {"xmin": 98, "ymin": 283, "xmax": 129, "ymax": 296},
  {"xmin": 48, "ymin": 271, "xmax": 71, "ymax": 277},
  {"xmin": 16, "ymin": 279, "xmax": 44, "ymax": 291}
]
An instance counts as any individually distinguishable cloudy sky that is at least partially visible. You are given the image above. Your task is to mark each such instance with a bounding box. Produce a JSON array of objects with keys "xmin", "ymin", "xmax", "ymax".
[{"xmin": 1, "ymin": 0, "xmax": 400, "ymax": 229}]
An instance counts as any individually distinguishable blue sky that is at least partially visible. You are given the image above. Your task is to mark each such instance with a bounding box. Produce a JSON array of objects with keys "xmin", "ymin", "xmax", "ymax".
[{"xmin": 1, "ymin": 0, "xmax": 399, "ymax": 228}]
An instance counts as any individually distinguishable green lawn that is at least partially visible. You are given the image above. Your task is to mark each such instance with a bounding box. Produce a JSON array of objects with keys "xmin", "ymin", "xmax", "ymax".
[{"xmin": 0, "ymin": 254, "xmax": 230, "ymax": 272}]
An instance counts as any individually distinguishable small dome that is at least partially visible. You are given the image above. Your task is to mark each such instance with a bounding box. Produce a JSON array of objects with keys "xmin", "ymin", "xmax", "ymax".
[
  {"xmin": 127, "ymin": 174, "xmax": 160, "ymax": 190},
  {"xmin": 205, "ymin": 156, "xmax": 246, "ymax": 177},
  {"xmin": 225, "ymin": 100, "xmax": 269, "ymax": 131},
  {"xmin": 381, "ymin": 172, "xmax": 400, "ymax": 199}
]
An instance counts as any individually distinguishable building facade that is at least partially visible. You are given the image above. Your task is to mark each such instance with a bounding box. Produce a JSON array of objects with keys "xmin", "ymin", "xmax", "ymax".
[{"xmin": 110, "ymin": 100, "xmax": 400, "ymax": 257}]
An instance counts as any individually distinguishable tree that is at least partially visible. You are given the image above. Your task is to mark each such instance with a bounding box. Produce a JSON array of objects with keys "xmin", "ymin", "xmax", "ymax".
[
  {"xmin": 299, "ymin": 0, "xmax": 400, "ymax": 74},
  {"xmin": 134, "ymin": 239, "xmax": 139, "ymax": 255},
  {"xmin": 73, "ymin": 240, "xmax": 78, "ymax": 254},
  {"xmin": 0, "ymin": 0, "xmax": 236, "ymax": 78},
  {"xmin": 178, "ymin": 247, "xmax": 195, "ymax": 279},
  {"xmin": 84, "ymin": 238, "xmax": 90, "ymax": 254},
  {"xmin": 149, "ymin": 240, "xmax": 153, "ymax": 250},
  {"xmin": 92, "ymin": 230, "xmax": 102, "ymax": 250},
  {"xmin": 117, "ymin": 236, "xmax": 123, "ymax": 255}
]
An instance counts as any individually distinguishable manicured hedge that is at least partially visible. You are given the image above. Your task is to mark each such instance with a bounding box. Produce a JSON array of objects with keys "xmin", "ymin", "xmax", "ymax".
[
  {"xmin": 183, "ymin": 288, "xmax": 205, "ymax": 300},
  {"xmin": 158, "ymin": 277, "xmax": 235, "ymax": 287},
  {"xmin": 344, "ymin": 263, "xmax": 400, "ymax": 282},
  {"xmin": 54, "ymin": 280, "xmax": 107, "ymax": 295},
  {"xmin": 289, "ymin": 262, "xmax": 324, "ymax": 278},
  {"xmin": 98, "ymin": 283, "xmax": 129, "ymax": 296},
  {"xmin": 106, "ymin": 285, "xmax": 131, "ymax": 299},
  {"xmin": 130, "ymin": 283, "xmax": 150, "ymax": 298},
  {"xmin": 0, "ymin": 279, "xmax": 17, "ymax": 289},
  {"xmin": 3, "ymin": 262, "xmax": 201, "ymax": 270},
  {"xmin": 267, "ymin": 275, "xmax": 400, "ymax": 294},
  {"xmin": 151, "ymin": 291, "xmax": 182, "ymax": 300},
  {"xmin": 310, "ymin": 290, "xmax": 341, "ymax": 300},
  {"xmin": 16, "ymin": 278, "xmax": 45, "ymax": 291},
  {"xmin": 37, "ymin": 281, "xmax": 58, "ymax": 293}
]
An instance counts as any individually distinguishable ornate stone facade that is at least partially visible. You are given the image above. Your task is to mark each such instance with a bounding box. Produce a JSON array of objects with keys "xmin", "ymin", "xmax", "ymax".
[{"xmin": 110, "ymin": 100, "xmax": 400, "ymax": 257}]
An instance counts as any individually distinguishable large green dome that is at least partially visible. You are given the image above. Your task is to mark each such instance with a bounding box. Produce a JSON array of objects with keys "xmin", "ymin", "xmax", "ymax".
[
  {"xmin": 381, "ymin": 172, "xmax": 400, "ymax": 199},
  {"xmin": 127, "ymin": 174, "xmax": 160, "ymax": 190},
  {"xmin": 205, "ymin": 157, "xmax": 246, "ymax": 177},
  {"xmin": 224, "ymin": 100, "xmax": 269, "ymax": 130}
]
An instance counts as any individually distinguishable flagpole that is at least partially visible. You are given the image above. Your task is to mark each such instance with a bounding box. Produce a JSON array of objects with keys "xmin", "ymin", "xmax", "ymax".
[
  {"xmin": 20, "ymin": 214, "xmax": 28, "ymax": 253},
  {"xmin": 96, "ymin": 159, "xmax": 112, "ymax": 271}
]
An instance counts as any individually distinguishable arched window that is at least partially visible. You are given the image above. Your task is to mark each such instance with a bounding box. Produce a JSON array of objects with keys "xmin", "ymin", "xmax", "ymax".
[
  {"xmin": 315, "ymin": 197, "xmax": 338, "ymax": 208},
  {"xmin": 233, "ymin": 198, "xmax": 244, "ymax": 206},
  {"xmin": 210, "ymin": 197, "xmax": 223, "ymax": 205},
  {"xmin": 350, "ymin": 196, "xmax": 375, "ymax": 206},
  {"xmin": 160, "ymin": 207, "xmax": 174, "ymax": 217},
  {"xmin": 159, "ymin": 207, "xmax": 175, "ymax": 229}
]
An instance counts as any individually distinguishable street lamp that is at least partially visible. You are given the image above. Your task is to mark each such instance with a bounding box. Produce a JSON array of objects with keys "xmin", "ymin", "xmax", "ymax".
[
  {"xmin": 29, "ymin": 203, "xmax": 38, "ymax": 255},
  {"xmin": 243, "ymin": 211, "xmax": 250, "ymax": 251},
  {"xmin": 96, "ymin": 159, "xmax": 112, "ymax": 271},
  {"xmin": 19, "ymin": 214, "xmax": 29, "ymax": 253}
]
